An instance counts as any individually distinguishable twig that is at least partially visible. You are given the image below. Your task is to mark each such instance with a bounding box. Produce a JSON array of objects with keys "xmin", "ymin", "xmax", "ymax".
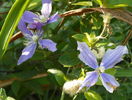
[
  {"xmin": 0, "ymin": 73, "xmax": 48, "ymax": 88},
  {"xmin": 9, "ymin": 31, "xmax": 23, "ymax": 43},
  {"xmin": 60, "ymin": 8, "xmax": 132, "ymax": 25},
  {"xmin": 0, "ymin": 12, "xmax": 8, "ymax": 15},
  {"xmin": 10, "ymin": 8, "xmax": 132, "ymax": 43},
  {"xmin": 55, "ymin": 17, "xmax": 67, "ymax": 33},
  {"xmin": 122, "ymin": 29, "xmax": 132, "ymax": 45},
  {"xmin": 0, "ymin": 70, "xmax": 21, "ymax": 73}
]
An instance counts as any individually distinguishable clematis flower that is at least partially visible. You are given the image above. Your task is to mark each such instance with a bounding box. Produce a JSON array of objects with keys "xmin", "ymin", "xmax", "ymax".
[
  {"xmin": 77, "ymin": 42, "xmax": 128, "ymax": 93},
  {"xmin": 17, "ymin": 19, "xmax": 57, "ymax": 65},
  {"xmin": 21, "ymin": 0, "xmax": 60, "ymax": 30}
]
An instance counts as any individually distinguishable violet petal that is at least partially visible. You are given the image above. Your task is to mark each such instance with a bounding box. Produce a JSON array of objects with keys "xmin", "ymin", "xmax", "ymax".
[
  {"xmin": 47, "ymin": 12, "xmax": 60, "ymax": 24},
  {"xmin": 28, "ymin": 22, "xmax": 44, "ymax": 30},
  {"xmin": 41, "ymin": 0, "xmax": 52, "ymax": 18},
  {"xmin": 38, "ymin": 39, "xmax": 57, "ymax": 52},
  {"xmin": 17, "ymin": 43, "xmax": 37, "ymax": 65},
  {"xmin": 18, "ymin": 18, "xmax": 33, "ymax": 36},
  {"xmin": 100, "ymin": 73, "xmax": 120, "ymax": 93},
  {"xmin": 79, "ymin": 71, "xmax": 99, "ymax": 91},
  {"xmin": 100, "ymin": 45, "xmax": 128, "ymax": 69},
  {"xmin": 77, "ymin": 41, "xmax": 99, "ymax": 69},
  {"xmin": 22, "ymin": 11, "xmax": 38, "ymax": 23}
]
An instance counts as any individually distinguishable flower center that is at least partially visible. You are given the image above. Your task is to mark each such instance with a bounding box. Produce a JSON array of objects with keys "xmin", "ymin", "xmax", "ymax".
[
  {"xmin": 34, "ymin": 15, "xmax": 48, "ymax": 23},
  {"xmin": 96, "ymin": 66, "xmax": 105, "ymax": 73},
  {"xmin": 32, "ymin": 35, "xmax": 39, "ymax": 42},
  {"xmin": 39, "ymin": 15, "xmax": 48, "ymax": 22},
  {"xmin": 99, "ymin": 66, "xmax": 105, "ymax": 73}
]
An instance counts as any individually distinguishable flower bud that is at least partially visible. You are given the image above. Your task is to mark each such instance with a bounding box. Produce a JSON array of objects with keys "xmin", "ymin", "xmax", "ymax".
[
  {"xmin": 92, "ymin": 47, "xmax": 105, "ymax": 59},
  {"xmin": 63, "ymin": 80, "xmax": 83, "ymax": 96}
]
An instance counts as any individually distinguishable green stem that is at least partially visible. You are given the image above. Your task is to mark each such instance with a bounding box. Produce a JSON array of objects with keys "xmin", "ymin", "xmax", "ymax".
[
  {"xmin": 91, "ymin": 23, "xmax": 108, "ymax": 48},
  {"xmin": 73, "ymin": 94, "xmax": 78, "ymax": 100},
  {"xmin": 99, "ymin": 23, "xmax": 107, "ymax": 37},
  {"xmin": 122, "ymin": 29, "xmax": 132, "ymax": 45},
  {"xmin": 60, "ymin": 91, "xmax": 65, "ymax": 100}
]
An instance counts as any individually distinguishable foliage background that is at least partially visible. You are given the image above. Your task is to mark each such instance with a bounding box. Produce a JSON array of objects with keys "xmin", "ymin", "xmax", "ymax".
[{"xmin": 0, "ymin": 0, "xmax": 132, "ymax": 100}]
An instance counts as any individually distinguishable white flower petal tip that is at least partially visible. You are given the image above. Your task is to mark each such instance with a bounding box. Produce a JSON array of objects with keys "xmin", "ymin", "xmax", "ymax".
[
  {"xmin": 17, "ymin": 43, "xmax": 37, "ymax": 65},
  {"xmin": 100, "ymin": 73, "xmax": 120, "ymax": 93}
]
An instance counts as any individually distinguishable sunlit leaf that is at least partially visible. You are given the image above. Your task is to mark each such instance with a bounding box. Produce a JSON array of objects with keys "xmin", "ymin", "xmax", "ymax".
[
  {"xmin": 102, "ymin": 0, "xmax": 132, "ymax": 8},
  {"xmin": 48, "ymin": 69, "xmax": 66, "ymax": 86},
  {"xmin": 84, "ymin": 90, "xmax": 102, "ymax": 100},
  {"xmin": 72, "ymin": 1, "xmax": 93, "ymax": 6},
  {"xmin": 0, "ymin": 88, "xmax": 7, "ymax": 100},
  {"xmin": 27, "ymin": 0, "xmax": 41, "ymax": 10},
  {"xmin": 6, "ymin": 97, "xmax": 15, "ymax": 100},
  {"xmin": 0, "ymin": 0, "xmax": 31, "ymax": 58}
]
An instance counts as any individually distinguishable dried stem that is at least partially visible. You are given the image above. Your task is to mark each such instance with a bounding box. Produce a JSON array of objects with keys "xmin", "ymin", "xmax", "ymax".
[
  {"xmin": 10, "ymin": 8, "xmax": 132, "ymax": 43},
  {"xmin": 9, "ymin": 31, "xmax": 23, "ymax": 43},
  {"xmin": 0, "ymin": 73, "xmax": 48, "ymax": 88},
  {"xmin": 0, "ymin": 12, "xmax": 8, "ymax": 15},
  {"xmin": 122, "ymin": 29, "xmax": 132, "ymax": 45}
]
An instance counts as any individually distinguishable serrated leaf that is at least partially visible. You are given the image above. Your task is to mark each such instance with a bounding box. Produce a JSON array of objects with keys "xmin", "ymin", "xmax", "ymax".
[{"xmin": 0, "ymin": 0, "xmax": 31, "ymax": 58}]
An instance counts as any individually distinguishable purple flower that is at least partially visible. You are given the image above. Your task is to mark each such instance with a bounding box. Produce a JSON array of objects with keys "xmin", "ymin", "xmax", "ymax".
[
  {"xmin": 21, "ymin": 0, "xmax": 60, "ymax": 30},
  {"xmin": 17, "ymin": 19, "xmax": 57, "ymax": 65},
  {"xmin": 77, "ymin": 42, "xmax": 128, "ymax": 93}
]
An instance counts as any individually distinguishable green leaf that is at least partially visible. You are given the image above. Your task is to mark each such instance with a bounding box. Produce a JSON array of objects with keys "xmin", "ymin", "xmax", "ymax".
[
  {"xmin": 72, "ymin": 1, "xmax": 93, "ymax": 6},
  {"xmin": 0, "ymin": 88, "xmax": 7, "ymax": 100},
  {"xmin": 27, "ymin": 0, "xmax": 41, "ymax": 10},
  {"xmin": 0, "ymin": 88, "xmax": 15, "ymax": 100},
  {"xmin": 94, "ymin": 0, "xmax": 103, "ymax": 6},
  {"xmin": 105, "ymin": 68, "xmax": 117, "ymax": 76},
  {"xmin": 24, "ymin": 80, "xmax": 44, "ymax": 95},
  {"xmin": 6, "ymin": 97, "xmax": 15, "ymax": 100},
  {"xmin": 102, "ymin": 0, "xmax": 132, "ymax": 8},
  {"xmin": 48, "ymin": 69, "xmax": 66, "ymax": 86},
  {"xmin": 115, "ymin": 69, "xmax": 132, "ymax": 77},
  {"xmin": 59, "ymin": 52, "xmax": 80, "ymax": 67},
  {"xmin": 72, "ymin": 33, "xmax": 99, "ymax": 47},
  {"xmin": 0, "ymin": 0, "xmax": 31, "ymax": 58},
  {"xmin": 11, "ymin": 81, "xmax": 21, "ymax": 96},
  {"xmin": 84, "ymin": 90, "xmax": 102, "ymax": 100},
  {"xmin": 72, "ymin": 34, "xmax": 87, "ymax": 42}
]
